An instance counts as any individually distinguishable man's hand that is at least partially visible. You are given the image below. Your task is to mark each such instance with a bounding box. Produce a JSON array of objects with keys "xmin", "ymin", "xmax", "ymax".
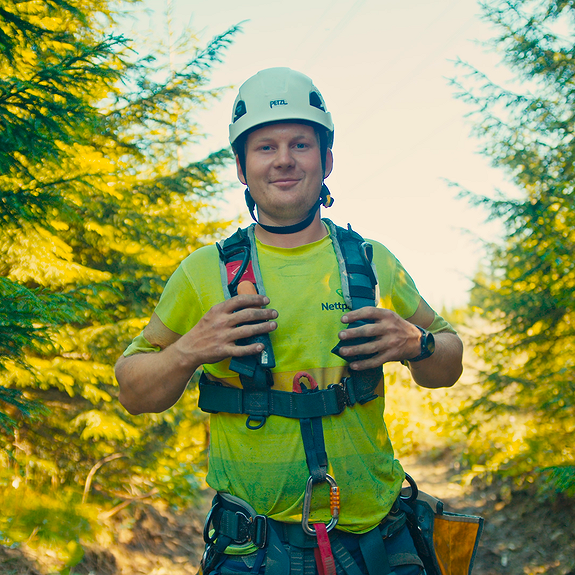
[
  {"xmin": 336, "ymin": 300, "xmax": 463, "ymax": 389},
  {"xmin": 337, "ymin": 307, "xmax": 422, "ymax": 370},
  {"xmin": 171, "ymin": 294, "xmax": 278, "ymax": 367},
  {"xmin": 116, "ymin": 294, "xmax": 278, "ymax": 415}
]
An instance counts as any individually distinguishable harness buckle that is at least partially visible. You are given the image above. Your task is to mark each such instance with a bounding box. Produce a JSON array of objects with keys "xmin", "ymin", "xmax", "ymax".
[
  {"xmin": 234, "ymin": 511, "xmax": 268, "ymax": 547},
  {"xmin": 328, "ymin": 381, "xmax": 351, "ymax": 412},
  {"xmin": 234, "ymin": 511, "xmax": 253, "ymax": 544},
  {"xmin": 301, "ymin": 474, "xmax": 340, "ymax": 536},
  {"xmin": 252, "ymin": 514, "xmax": 268, "ymax": 548}
]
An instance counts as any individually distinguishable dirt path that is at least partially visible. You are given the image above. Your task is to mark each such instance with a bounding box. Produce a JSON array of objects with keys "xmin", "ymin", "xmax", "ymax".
[
  {"xmin": 2, "ymin": 453, "xmax": 574, "ymax": 574},
  {"xmin": 64, "ymin": 455, "xmax": 575, "ymax": 575}
]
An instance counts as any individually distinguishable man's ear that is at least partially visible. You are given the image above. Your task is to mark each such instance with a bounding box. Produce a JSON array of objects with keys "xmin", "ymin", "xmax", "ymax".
[
  {"xmin": 236, "ymin": 154, "xmax": 247, "ymax": 185},
  {"xmin": 324, "ymin": 149, "xmax": 334, "ymax": 179}
]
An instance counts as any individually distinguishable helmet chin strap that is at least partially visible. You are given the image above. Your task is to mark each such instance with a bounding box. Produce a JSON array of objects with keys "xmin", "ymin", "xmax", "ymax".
[{"xmin": 245, "ymin": 184, "xmax": 334, "ymax": 235}]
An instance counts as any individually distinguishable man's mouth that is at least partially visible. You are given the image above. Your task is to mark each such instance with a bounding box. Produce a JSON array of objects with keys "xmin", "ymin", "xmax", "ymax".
[{"xmin": 270, "ymin": 178, "xmax": 301, "ymax": 187}]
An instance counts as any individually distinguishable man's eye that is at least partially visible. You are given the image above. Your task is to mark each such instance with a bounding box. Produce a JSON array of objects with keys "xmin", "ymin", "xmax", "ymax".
[{"xmin": 295, "ymin": 143, "xmax": 308, "ymax": 149}]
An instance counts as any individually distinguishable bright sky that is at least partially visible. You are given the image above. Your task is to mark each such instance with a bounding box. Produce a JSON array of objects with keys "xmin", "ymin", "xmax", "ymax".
[{"xmin": 125, "ymin": 0, "xmax": 516, "ymax": 309}]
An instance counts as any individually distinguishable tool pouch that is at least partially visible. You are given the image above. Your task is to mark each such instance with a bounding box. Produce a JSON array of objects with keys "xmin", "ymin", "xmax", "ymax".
[{"xmin": 400, "ymin": 476, "xmax": 484, "ymax": 575}]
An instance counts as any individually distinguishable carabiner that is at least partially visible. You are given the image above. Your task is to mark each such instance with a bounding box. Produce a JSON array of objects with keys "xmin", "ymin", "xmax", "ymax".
[{"xmin": 301, "ymin": 474, "xmax": 340, "ymax": 536}]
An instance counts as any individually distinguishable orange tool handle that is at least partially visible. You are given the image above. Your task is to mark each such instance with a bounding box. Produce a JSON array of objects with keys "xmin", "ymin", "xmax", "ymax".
[{"xmin": 237, "ymin": 280, "xmax": 257, "ymax": 295}]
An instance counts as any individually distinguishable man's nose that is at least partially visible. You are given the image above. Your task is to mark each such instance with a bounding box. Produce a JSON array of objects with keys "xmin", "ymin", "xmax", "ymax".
[{"xmin": 274, "ymin": 144, "xmax": 295, "ymax": 168}]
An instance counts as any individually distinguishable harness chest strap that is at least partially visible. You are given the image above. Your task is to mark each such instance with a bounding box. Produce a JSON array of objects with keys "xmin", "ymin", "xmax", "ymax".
[{"xmin": 198, "ymin": 372, "xmax": 375, "ymax": 418}]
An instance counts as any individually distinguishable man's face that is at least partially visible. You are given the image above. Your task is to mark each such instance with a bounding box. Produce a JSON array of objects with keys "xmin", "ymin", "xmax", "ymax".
[{"xmin": 236, "ymin": 123, "xmax": 333, "ymax": 226}]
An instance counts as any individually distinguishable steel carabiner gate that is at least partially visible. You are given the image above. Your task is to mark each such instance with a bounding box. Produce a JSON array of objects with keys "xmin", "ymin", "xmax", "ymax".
[{"xmin": 301, "ymin": 474, "xmax": 340, "ymax": 536}]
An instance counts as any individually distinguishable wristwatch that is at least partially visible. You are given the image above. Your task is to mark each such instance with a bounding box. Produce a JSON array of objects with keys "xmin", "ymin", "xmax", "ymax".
[{"xmin": 405, "ymin": 326, "xmax": 435, "ymax": 362}]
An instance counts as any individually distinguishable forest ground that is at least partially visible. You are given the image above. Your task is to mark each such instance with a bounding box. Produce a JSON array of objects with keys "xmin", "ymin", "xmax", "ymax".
[{"xmin": 1, "ymin": 449, "xmax": 574, "ymax": 575}]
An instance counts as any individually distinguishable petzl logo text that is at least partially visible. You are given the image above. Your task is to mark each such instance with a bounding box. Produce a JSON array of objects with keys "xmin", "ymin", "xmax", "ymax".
[{"xmin": 270, "ymin": 99, "xmax": 288, "ymax": 108}]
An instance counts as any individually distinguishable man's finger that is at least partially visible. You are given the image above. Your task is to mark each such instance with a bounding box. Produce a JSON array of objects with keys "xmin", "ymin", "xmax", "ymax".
[
  {"xmin": 338, "ymin": 321, "xmax": 380, "ymax": 341},
  {"xmin": 230, "ymin": 307, "xmax": 278, "ymax": 327},
  {"xmin": 230, "ymin": 342, "xmax": 267, "ymax": 357},
  {"xmin": 349, "ymin": 352, "xmax": 393, "ymax": 371},
  {"xmin": 232, "ymin": 320, "xmax": 278, "ymax": 340},
  {"xmin": 338, "ymin": 340, "xmax": 378, "ymax": 357},
  {"xmin": 224, "ymin": 293, "xmax": 270, "ymax": 311},
  {"xmin": 341, "ymin": 307, "xmax": 385, "ymax": 324}
]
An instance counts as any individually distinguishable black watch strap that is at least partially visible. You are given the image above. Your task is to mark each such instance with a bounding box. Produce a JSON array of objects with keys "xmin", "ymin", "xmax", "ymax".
[{"xmin": 405, "ymin": 326, "xmax": 435, "ymax": 363}]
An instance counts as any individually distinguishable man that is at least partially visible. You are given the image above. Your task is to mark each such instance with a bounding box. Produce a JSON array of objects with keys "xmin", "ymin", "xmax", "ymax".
[{"xmin": 116, "ymin": 68, "xmax": 463, "ymax": 575}]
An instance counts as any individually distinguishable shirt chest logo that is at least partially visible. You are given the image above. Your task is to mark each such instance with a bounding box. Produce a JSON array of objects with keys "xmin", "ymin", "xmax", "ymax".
[{"xmin": 321, "ymin": 289, "xmax": 349, "ymax": 312}]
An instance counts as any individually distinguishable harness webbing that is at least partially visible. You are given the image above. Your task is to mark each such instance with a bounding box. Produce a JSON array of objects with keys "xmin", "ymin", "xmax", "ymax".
[
  {"xmin": 198, "ymin": 372, "xmax": 372, "ymax": 418},
  {"xmin": 216, "ymin": 225, "xmax": 275, "ymax": 391},
  {"xmin": 198, "ymin": 219, "xmax": 383, "ymax": 422},
  {"xmin": 329, "ymin": 222, "xmax": 383, "ymax": 391},
  {"xmin": 198, "ymin": 222, "xmax": 426, "ymax": 575}
]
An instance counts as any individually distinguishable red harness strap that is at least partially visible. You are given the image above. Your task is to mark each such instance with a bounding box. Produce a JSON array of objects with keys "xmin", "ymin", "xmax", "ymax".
[
  {"xmin": 313, "ymin": 523, "xmax": 336, "ymax": 575},
  {"xmin": 225, "ymin": 260, "xmax": 256, "ymax": 286}
]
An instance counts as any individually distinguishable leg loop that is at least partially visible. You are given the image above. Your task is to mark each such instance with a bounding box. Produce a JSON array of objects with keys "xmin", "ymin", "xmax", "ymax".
[
  {"xmin": 330, "ymin": 538, "xmax": 365, "ymax": 575},
  {"xmin": 359, "ymin": 526, "xmax": 394, "ymax": 575}
]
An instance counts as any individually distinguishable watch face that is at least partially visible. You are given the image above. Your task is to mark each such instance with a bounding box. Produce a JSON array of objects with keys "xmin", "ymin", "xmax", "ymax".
[
  {"xmin": 425, "ymin": 331, "xmax": 435, "ymax": 355},
  {"xmin": 407, "ymin": 327, "xmax": 435, "ymax": 362}
]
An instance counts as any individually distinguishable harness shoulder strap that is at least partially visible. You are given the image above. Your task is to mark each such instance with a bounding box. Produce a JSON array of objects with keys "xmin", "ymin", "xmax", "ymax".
[
  {"xmin": 217, "ymin": 225, "xmax": 275, "ymax": 390},
  {"xmin": 217, "ymin": 225, "xmax": 267, "ymax": 299},
  {"xmin": 323, "ymin": 219, "xmax": 379, "ymax": 312},
  {"xmin": 325, "ymin": 220, "xmax": 383, "ymax": 401}
]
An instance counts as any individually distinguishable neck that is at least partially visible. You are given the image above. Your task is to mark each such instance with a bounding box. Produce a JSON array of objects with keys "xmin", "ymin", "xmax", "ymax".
[{"xmin": 254, "ymin": 213, "xmax": 327, "ymax": 248}]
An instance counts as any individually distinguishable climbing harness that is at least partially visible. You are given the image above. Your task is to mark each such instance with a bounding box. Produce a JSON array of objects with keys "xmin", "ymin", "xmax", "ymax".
[
  {"xmin": 201, "ymin": 491, "xmax": 420, "ymax": 575},
  {"xmin": 199, "ymin": 219, "xmax": 394, "ymax": 575},
  {"xmin": 198, "ymin": 219, "xmax": 482, "ymax": 575},
  {"xmin": 198, "ymin": 219, "xmax": 382, "ymax": 429}
]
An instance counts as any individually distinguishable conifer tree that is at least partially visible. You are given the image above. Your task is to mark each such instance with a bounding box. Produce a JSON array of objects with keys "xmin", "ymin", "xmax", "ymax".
[
  {"xmin": 0, "ymin": 0, "xmax": 238, "ymax": 521},
  {"xmin": 453, "ymin": 0, "xmax": 575, "ymax": 495},
  {"xmin": 0, "ymin": 0, "xmax": 127, "ymax": 435}
]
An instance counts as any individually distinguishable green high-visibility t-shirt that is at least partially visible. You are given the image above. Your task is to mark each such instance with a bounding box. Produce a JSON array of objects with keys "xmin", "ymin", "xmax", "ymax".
[{"xmin": 124, "ymin": 221, "xmax": 455, "ymax": 533}]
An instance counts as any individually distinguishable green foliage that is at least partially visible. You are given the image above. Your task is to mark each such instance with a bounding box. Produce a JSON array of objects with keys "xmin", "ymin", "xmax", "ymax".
[
  {"xmin": 384, "ymin": 361, "xmax": 469, "ymax": 458},
  {"xmin": 0, "ymin": 0, "xmax": 237, "ymax": 564},
  {"xmin": 543, "ymin": 465, "xmax": 575, "ymax": 497},
  {"xmin": 452, "ymin": 0, "xmax": 575, "ymax": 496},
  {"xmin": 0, "ymin": 474, "xmax": 102, "ymax": 572}
]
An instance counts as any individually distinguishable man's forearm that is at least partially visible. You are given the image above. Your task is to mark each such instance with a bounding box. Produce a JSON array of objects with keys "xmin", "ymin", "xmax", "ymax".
[
  {"xmin": 407, "ymin": 332, "xmax": 463, "ymax": 389},
  {"xmin": 116, "ymin": 294, "xmax": 279, "ymax": 415},
  {"xmin": 116, "ymin": 344, "xmax": 198, "ymax": 415}
]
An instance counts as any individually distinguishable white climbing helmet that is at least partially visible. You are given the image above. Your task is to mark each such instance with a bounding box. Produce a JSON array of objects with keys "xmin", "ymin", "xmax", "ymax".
[{"xmin": 229, "ymin": 67, "xmax": 334, "ymax": 148}]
